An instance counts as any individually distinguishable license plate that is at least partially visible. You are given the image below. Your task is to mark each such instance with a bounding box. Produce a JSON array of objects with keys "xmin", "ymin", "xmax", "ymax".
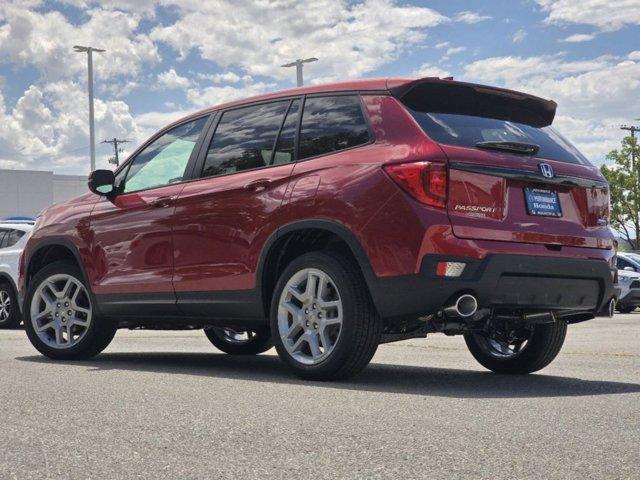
[{"xmin": 524, "ymin": 188, "xmax": 562, "ymax": 217}]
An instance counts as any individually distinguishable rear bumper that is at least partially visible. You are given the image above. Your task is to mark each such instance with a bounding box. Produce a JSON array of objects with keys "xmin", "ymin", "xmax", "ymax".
[{"xmin": 368, "ymin": 254, "xmax": 617, "ymax": 319}]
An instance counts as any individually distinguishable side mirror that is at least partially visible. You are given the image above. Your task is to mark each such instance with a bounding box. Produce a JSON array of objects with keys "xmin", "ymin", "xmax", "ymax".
[
  {"xmin": 624, "ymin": 266, "xmax": 635, "ymax": 272},
  {"xmin": 88, "ymin": 169, "xmax": 116, "ymax": 196}
]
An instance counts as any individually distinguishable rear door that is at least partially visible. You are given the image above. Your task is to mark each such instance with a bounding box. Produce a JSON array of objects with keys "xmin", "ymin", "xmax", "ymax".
[{"xmin": 172, "ymin": 99, "xmax": 299, "ymax": 317}]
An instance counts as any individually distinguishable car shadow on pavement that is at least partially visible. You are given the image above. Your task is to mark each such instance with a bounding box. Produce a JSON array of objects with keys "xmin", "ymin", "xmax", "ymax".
[{"xmin": 17, "ymin": 352, "xmax": 640, "ymax": 398}]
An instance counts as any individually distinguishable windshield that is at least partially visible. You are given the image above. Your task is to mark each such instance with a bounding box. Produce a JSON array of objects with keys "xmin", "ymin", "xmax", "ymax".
[{"xmin": 410, "ymin": 111, "xmax": 590, "ymax": 165}]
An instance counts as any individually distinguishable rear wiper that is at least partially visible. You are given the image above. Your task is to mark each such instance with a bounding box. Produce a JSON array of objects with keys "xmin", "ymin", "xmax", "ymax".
[{"xmin": 475, "ymin": 141, "xmax": 540, "ymax": 155}]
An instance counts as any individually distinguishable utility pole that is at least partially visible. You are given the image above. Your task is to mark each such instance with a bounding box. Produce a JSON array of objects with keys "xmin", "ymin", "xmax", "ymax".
[
  {"xmin": 281, "ymin": 58, "xmax": 318, "ymax": 87},
  {"xmin": 74, "ymin": 45, "xmax": 106, "ymax": 173},
  {"xmin": 101, "ymin": 138, "xmax": 129, "ymax": 167}
]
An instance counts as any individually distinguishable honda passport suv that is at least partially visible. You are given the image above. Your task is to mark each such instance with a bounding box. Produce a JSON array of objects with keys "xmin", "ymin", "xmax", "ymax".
[{"xmin": 20, "ymin": 78, "xmax": 617, "ymax": 380}]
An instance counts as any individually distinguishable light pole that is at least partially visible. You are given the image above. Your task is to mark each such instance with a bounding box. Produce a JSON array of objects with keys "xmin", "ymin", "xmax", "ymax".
[
  {"xmin": 281, "ymin": 58, "xmax": 318, "ymax": 87},
  {"xmin": 74, "ymin": 45, "xmax": 105, "ymax": 172}
]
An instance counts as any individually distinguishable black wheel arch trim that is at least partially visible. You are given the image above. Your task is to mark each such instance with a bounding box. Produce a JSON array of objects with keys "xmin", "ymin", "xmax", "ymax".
[
  {"xmin": 23, "ymin": 237, "xmax": 101, "ymax": 316},
  {"xmin": 256, "ymin": 219, "xmax": 379, "ymax": 316}
]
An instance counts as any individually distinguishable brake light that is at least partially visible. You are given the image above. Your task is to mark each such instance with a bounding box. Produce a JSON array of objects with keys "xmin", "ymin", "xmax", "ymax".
[{"xmin": 384, "ymin": 161, "xmax": 448, "ymax": 208}]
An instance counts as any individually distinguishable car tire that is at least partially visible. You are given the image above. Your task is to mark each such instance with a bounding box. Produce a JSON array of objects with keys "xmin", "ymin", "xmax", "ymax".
[
  {"xmin": 464, "ymin": 320, "xmax": 567, "ymax": 374},
  {"xmin": 204, "ymin": 326, "xmax": 273, "ymax": 355},
  {"xmin": 0, "ymin": 281, "xmax": 21, "ymax": 329},
  {"xmin": 23, "ymin": 261, "xmax": 116, "ymax": 360},
  {"xmin": 270, "ymin": 251, "xmax": 381, "ymax": 380},
  {"xmin": 616, "ymin": 305, "xmax": 636, "ymax": 314}
]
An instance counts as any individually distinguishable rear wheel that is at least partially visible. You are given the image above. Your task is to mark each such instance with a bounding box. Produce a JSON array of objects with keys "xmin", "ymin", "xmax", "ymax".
[
  {"xmin": 0, "ymin": 281, "xmax": 20, "ymax": 328},
  {"xmin": 204, "ymin": 327, "xmax": 272, "ymax": 355},
  {"xmin": 23, "ymin": 261, "xmax": 116, "ymax": 360},
  {"xmin": 464, "ymin": 318, "xmax": 567, "ymax": 374},
  {"xmin": 270, "ymin": 251, "xmax": 381, "ymax": 380}
]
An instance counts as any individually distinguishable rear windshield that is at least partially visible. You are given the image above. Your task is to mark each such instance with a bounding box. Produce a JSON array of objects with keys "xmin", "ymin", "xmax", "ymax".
[{"xmin": 410, "ymin": 111, "xmax": 590, "ymax": 165}]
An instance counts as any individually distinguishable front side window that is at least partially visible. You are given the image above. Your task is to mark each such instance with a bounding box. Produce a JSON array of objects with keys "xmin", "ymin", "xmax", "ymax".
[
  {"xmin": 298, "ymin": 95, "xmax": 370, "ymax": 160},
  {"xmin": 202, "ymin": 101, "xmax": 290, "ymax": 178},
  {"xmin": 123, "ymin": 116, "xmax": 208, "ymax": 193},
  {"xmin": 273, "ymin": 99, "xmax": 301, "ymax": 165},
  {"xmin": 0, "ymin": 229, "xmax": 8, "ymax": 249}
]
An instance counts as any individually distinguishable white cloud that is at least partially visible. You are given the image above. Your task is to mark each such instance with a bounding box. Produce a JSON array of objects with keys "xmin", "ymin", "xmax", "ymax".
[
  {"xmin": 186, "ymin": 81, "xmax": 277, "ymax": 109},
  {"xmin": 415, "ymin": 63, "xmax": 450, "ymax": 79},
  {"xmin": 156, "ymin": 68, "xmax": 191, "ymax": 90},
  {"xmin": 512, "ymin": 29, "xmax": 527, "ymax": 43},
  {"xmin": 562, "ymin": 33, "xmax": 596, "ymax": 43},
  {"xmin": 150, "ymin": 0, "xmax": 448, "ymax": 82},
  {"xmin": 535, "ymin": 0, "xmax": 640, "ymax": 31},
  {"xmin": 0, "ymin": 5, "xmax": 160, "ymax": 81},
  {"xmin": 454, "ymin": 11, "xmax": 491, "ymax": 24},
  {"xmin": 463, "ymin": 52, "xmax": 640, "ymax": 163},
  {"xmin": 445, "ymin": 46, "xmax": 466, "ymax": 56},
  {"xmin": 0, "ymin": 81, "xmax": 144, "ymax": 173},
  {"xmin": 434, "ymin": 41, "xmax": 450, "ymax": 49}
]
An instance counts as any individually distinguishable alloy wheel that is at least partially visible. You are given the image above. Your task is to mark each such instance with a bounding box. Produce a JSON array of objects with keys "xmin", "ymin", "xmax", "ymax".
[
  {"xmin": 30, "ymin": 274, "xmax": 92, "ymax": 349},
  {"xmin": 0, "ymin": 290, "xmax": 11, "ymax": 321},
  {"xmin": 277, "ymin": 267, "xmax": 343, "ymax": 365}
]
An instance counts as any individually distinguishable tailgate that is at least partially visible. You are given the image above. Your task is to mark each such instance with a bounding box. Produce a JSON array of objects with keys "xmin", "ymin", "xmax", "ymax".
[{"xmin": 443, "ymin": 145, "xmax": 612, "ymax": 249}]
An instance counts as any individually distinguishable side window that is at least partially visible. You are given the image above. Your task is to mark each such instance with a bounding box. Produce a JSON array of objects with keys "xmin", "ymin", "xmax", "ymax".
[
  {"xmin": 123, "ymin": 116, "xmax": 208, "ymax": 193},
  {"xmin": 298, "ymin": 95, "xmax": 370, "ymax": 160},
  {"xmin": 273, "ymin": 99, "xmax": 301, "ymax": 165},
  {"xmin": 0, "ymin": 229, "xmax": 7, "ymax": 249},
  {"xmin": 618, "ymin": 258, "xmax": 634, "ymax": 271},
  {"xmin": 5, "ymin": 229, "xmax": 24, "ymax": 248},
  {"xmin": 201, "ymin": 101, "xmax": 289, "ymax": 178}
]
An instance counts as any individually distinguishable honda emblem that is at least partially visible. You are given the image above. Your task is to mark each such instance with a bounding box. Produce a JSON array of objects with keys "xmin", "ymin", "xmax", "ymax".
[{"xmin": 539, "ymin": 163, "xmax": 554, "ymax": 178}]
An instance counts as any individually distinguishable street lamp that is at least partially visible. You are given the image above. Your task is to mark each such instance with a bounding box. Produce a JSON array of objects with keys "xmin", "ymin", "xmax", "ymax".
[
  {"xmin": 281, "ymin": 57, "xmax": 318, "ymax": 87},
  {"xmin": 74, "ymin": 45, "xmax": 105, "ymax": 173}
]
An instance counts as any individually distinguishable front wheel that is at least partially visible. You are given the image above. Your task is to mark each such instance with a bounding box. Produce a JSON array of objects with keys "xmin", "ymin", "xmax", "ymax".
[
  {"xmin": 23, "ymin": 261, "xmax": 116, "ymax": 360},
  {"xmin": 204, "ymin": 327, "xmax": 272, "ymax": 355},
  {"xmin": 270, "ymin": 251, "xmax": 381, "ymax": 380},
  {"xmin": 464, "ymin": 319, "xmax": 567, "ymax": 374}
]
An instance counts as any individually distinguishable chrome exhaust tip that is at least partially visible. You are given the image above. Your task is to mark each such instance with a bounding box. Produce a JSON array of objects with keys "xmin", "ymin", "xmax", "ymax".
[{"xmin": 444, "ymin": 294, "xmax": 478, "ymax": 318}]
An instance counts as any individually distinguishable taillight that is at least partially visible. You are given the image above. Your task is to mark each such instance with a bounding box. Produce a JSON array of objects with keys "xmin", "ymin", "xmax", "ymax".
[{"xmin": 384, "ymin": 161, "xmax": 448, "ymax": 208}]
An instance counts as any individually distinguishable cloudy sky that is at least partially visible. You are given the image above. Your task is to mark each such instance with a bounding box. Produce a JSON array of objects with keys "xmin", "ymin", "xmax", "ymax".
[{"xmin": 0, "ymin": 0, "xmax": 639, "ymax": 174}]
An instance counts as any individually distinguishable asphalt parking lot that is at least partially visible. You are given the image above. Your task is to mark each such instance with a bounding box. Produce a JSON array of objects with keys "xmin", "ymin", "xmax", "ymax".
[{"xmin": 1, "ymin": 316, "xmax": 638, "ymax": 480}]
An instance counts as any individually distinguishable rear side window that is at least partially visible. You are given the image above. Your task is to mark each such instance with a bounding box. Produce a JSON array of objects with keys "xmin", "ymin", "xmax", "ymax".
[
  {"xmin": 202, "ymin": 100, "xmax": 289, "ymax": 178},
  {"xmin": 273, "ymin": 100, "xmax": 301, "ymax": 165},
  {"xmin": 410, "ymin": 111, "xmax": 589, "ymax": 165},
  {"xmin": 298, "ymin": 96, "xmax": 370, "ymax": 160},
  {"xmin": 0, "ymin": 229, "xmax": 24, "ymax": 248}
]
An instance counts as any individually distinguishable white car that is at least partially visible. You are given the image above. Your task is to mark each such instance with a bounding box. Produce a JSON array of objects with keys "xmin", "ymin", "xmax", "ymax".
[
  {"xmin": 616, "ymin": 268, "xmax": 640, "ymax": 314},
  {"xmin": 0, "ymin": 221, "xmax": 33, "ymax": 328}
]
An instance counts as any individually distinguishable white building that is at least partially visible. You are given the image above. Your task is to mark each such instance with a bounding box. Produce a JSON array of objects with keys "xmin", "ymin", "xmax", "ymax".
[{"xmin": 0, "ymin": 168, "xmax": 88, "ymax": 218}]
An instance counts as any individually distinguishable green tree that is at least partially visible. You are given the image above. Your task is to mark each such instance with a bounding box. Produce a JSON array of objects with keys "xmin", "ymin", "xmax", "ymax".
[{"xmin": 600, "ymin": 133, "xmax": 640, "ymax": 249}]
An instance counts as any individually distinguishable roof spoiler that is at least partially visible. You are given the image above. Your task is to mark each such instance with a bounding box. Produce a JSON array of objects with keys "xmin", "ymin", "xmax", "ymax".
[{"xmin": 388, "ymin": 78, "xmax": 557, "ymax": 128}]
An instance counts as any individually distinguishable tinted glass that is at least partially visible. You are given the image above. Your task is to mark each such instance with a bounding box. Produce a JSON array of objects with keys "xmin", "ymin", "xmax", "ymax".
[
  {"xmin": 124, "ymin": 116, "xmax": 208, "ymax": 193},
  {"xmin": 5, "ymin": 229, "xmax": 24, "ymax": 248},
  {"xmin": 0, "ymin": 229, "xmax": 7, "ymax": 249},
  {"xmin": 202, "ymin": 101, "xmax": 289, "ymax": 178},
  {"xmin": 273, "ymin": 99, "xmax": 300, "ymax": 165},
  {"xmin": 409, "ymin": 111, "xmax": 590, "ymax": 165},
  {"xmin": 298, "ymin": 96, "xmax": 370, "ymax": 160}
]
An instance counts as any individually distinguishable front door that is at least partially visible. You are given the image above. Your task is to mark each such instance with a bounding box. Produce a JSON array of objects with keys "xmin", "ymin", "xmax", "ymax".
[{"xmin": 89, "ymin": 116, "xmax": 209, "ymax": 315}]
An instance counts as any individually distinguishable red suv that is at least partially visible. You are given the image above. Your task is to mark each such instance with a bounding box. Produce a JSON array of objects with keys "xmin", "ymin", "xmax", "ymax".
[{"xmin": 20, "ymin": 77, "xmax": 617, "ymax": 380}]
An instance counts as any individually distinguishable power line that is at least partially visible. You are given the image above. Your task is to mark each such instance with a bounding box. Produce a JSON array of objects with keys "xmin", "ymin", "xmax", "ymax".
[{"xmin": 101, "ymin": 138, "xmax": 130, "ymax": 167}]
